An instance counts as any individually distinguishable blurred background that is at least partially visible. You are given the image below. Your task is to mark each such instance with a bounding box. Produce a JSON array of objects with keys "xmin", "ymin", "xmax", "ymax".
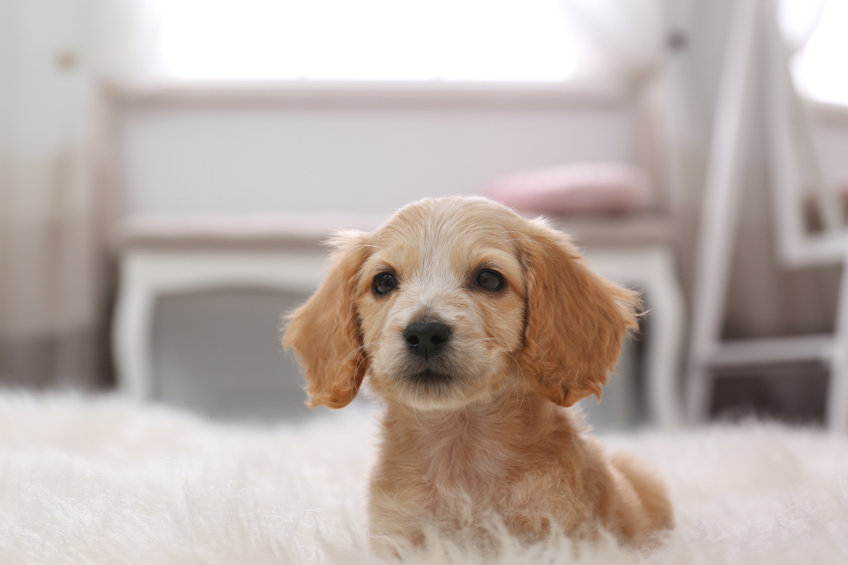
[{"xmin": 2, "ymin": 0, "xmax": 848, "ymax": 430}]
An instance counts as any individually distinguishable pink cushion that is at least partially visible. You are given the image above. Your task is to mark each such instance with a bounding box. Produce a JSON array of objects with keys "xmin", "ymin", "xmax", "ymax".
[{"xmin": 483, "ymin": 162, "xmax": 654, "ymax": 216}]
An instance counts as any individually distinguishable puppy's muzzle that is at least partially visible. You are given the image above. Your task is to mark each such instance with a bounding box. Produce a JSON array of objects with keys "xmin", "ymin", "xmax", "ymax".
[{"xmin": 403, "ymin": 320, "xmax": 452, "ymax": 360}]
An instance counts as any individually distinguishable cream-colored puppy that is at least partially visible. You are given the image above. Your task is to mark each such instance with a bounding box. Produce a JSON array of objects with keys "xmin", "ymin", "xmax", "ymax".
[{"xmin": 284, "ymin": 196, "xmax": 672, "ymax": 552}]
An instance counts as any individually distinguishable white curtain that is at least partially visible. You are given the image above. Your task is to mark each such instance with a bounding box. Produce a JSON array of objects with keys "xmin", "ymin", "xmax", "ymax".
[{"xmin": 0, "ymin": 0, "xmax": 117, "ymax": 387}]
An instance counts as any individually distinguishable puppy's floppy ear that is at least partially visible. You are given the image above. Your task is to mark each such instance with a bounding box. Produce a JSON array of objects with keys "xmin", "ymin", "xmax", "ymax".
[
  {"xmin": 283, "ymin": 230, "xmax": 371, "ymax": 409},
  {"xmin": 516, "ymin": 219, "xmax": 641, "ymax": 407}
]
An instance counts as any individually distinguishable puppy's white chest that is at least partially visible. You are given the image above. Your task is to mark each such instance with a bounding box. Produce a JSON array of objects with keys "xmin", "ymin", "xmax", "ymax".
[{"xmin": 420, "ymin": 423, "xmax": 510, "ymax": 505}]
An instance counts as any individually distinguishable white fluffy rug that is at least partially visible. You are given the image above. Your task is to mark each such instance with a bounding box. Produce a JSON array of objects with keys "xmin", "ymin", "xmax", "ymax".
[{"xmin": 1, "ymin": 393, "xmax": 847, "ymax": 564}]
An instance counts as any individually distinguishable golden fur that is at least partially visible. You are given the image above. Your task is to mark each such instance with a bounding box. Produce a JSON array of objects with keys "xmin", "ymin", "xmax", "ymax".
[{"xmin": 284, "ymin": 196, "xmax": 673, "ymax": 552}]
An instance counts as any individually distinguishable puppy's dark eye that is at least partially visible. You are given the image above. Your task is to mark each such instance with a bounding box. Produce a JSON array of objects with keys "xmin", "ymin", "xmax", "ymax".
[
  {"xmin": 372, "ymin": 272, "xmax": 398, "ymax": 296},
  {"xmin": 475, "ymin": 269, "xmax": 505, "ymax": 292}
]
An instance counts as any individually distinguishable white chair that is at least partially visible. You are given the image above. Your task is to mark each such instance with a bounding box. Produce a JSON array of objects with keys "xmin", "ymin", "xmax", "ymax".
[{"xmin": 685, "ymin": 0, "xmax": 848, "ymax": 433}]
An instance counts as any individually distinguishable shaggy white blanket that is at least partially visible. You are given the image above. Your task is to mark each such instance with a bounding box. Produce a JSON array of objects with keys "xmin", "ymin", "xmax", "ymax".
[{"xmin": 1, "ymin": 394, "xmax": 847, "ymax": 565}]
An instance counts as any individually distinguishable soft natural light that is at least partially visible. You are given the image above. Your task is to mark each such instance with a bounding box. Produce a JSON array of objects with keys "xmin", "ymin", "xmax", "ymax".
[
  {"xmin": 792, "ymin": 0, "xmax": 848, "ymax": 106},
  {"xmin": 153, "ymin": 0, "xmax": 577, "ymax": 82}
]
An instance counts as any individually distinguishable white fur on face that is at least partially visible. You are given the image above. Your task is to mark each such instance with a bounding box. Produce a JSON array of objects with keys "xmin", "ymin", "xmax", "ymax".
[{"xmin": 356, "ymin": 202, "xmax": 527, "ymax": 410}]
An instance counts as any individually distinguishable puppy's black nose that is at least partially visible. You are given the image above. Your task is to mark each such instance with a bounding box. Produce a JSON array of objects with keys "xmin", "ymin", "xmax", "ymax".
[{"xmin": 403, "ymin": 321, "xmax": 452, "ymax": 360}]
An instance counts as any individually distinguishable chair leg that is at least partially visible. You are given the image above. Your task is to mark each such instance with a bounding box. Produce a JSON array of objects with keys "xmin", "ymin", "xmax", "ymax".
[
  {"xmin": 642, "ymin": 251, "xmax": 685, "ymax": 428},
  {"xmin": 684, "ymin": 0, "xmax": 760, "ymax": 428},
  {"xmin": 828, "ymin": 349, "xmax": 847, "ymax": 434},
  {"xmin": 112, "ymin": 254, "xmax": 156, "ymax": 401},
  {"xmin": 685, "ymin": 363, "xmax": 713, "ymax": 425},
  {"xmin": 827, "ymin": 257, "xmax": 848, "ymax": 433}
]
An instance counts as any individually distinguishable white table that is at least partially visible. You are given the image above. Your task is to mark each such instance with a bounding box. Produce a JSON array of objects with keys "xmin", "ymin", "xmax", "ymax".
[{"xmin": 112, "ymin": 213, "xmax": 684, "ymax": 428}]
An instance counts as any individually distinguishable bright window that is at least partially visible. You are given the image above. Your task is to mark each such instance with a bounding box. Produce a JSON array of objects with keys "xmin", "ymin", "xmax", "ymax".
[
  {"xmin": 151, "ymin": 0, "xmax": 578, "ymax": 82},
  {"xmin": 791, "ymin": 0, "xmax": 848, "ymax": 106}
]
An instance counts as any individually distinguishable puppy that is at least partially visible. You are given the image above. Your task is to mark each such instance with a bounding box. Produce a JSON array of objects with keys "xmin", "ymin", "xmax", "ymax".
[{"xmin": 283, "ymin": 196, "xmax": 672, "ymax": 552}]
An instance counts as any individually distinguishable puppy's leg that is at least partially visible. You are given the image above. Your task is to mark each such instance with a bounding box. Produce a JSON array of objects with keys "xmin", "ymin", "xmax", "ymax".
[
  {"xmin": 368, "ymin": 482, "xmax": 427, "ymax": 556},
  {"xmin": 609, "ymin": 453, "xmax": 673, "ymax": 541}
]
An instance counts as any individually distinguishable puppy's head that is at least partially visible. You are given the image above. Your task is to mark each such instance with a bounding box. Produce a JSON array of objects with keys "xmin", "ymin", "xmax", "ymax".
[{"xmin": 283, "ymin": 197, "xmax": 640, "ymax": 411}]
